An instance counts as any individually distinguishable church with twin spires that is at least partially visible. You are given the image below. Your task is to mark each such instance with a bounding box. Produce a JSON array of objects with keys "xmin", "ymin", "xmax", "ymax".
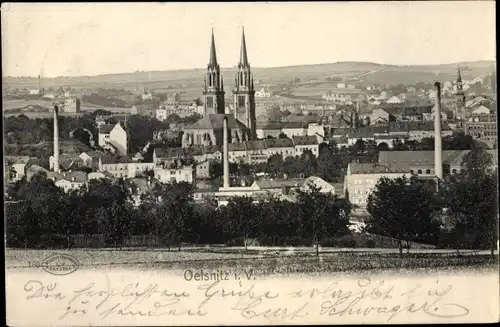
[{"xmin": 182, "ymin": 28, "xmax": 256, "ymax": 148}]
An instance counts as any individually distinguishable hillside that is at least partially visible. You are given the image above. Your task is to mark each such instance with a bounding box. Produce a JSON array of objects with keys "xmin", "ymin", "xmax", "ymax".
[{"xmin": 3, "ymin": 61, "xmax": 495, "ymax": 91}]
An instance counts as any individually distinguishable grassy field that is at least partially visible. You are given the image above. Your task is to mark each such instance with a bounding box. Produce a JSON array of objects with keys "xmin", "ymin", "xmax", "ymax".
[
  {"xmin": 2, "ymin": 98, "xmax": 137, "ymax": 117},
  {"xmin": 5, "ymin": 247, "xmax": 497, "ymax": 276},
  {"xmin": 1, "ymin": 98, "xmax": 54, "ymax": 111}
]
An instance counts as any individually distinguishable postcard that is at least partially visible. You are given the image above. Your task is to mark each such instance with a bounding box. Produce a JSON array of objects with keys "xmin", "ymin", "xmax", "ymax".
[{"xmin": 3, "ymin": 1, "xmax": 498, "ymax": 325}]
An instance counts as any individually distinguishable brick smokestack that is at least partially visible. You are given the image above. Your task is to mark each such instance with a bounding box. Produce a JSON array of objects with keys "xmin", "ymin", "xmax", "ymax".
[
  {"xmin": 53, "ymin": 104, "xmax": 60, "ymax": 172},
  {"xmin": 223, "ymin": 116, "xmax": 230, "ymax": 188},
  {"xmin": 434, "ymin": 82, "xmax": 443, "ymax": 179}
]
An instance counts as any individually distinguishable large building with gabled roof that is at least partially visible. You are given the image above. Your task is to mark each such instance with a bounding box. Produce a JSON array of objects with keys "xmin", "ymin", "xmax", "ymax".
[{"xmin": 182, "ymin": 114, "xmax": 250, "ymax": 147}]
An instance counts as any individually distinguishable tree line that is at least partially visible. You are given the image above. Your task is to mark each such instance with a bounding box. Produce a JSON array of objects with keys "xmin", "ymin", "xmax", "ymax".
[
  {"xmin": 5, "ymin": 173, "xmax": 352, "ymax": 254},
  {"xmin": 5, "ymin": 148, "xmax": 496, "ymax": 255},
  {"xmin": 207, "ymin": 133, "xmax": 481, "ymax": 185},
  {"xmin": 4, "ymin": 113, "xmax": 170, "ymax": 156},
  {"xmin": 366, "ymin": 147, "xmax": 498, "ymax": 255}
]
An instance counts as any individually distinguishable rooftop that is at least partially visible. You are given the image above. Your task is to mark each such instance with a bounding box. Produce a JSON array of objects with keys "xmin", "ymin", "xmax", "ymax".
[
  {"xmin": 100, "ymin": 155, "xmax": 134, "ymax": 164},
  {"xmin": 202, "ymin": 145, "xmax": 222, "ymax": 154},
  {"xmin": 253, "ymin": 179, "xmax": 303, "ymax": 190},
  {"xmin": 245, "ymin": 140, "xmax": 267, "ymax": 150},
  {"xmin": 281, "ymin": 122, "xmax": 308, "ymax": 129},
  {"xmin": 98, "ymin": 124, "xmax": 116, "ymax": 134},
  {"xmin": 264, "ymin": 138, "xmax": 294, "ymax": 148},
  {"xmin": 184, "ymin": 145, "xmax": 205, "ymax": 157},
  {"xmin": 228, "ymin": 143, "xmax": 247, "ymax": 152},
  {"xmin": 292, "ymin": 135, "xmax": 319, "ymax": 145},
  {"xmin": 256, "ymin": 121, "xmax": 282, "ymax": 130},
  {"xmin": 378, "ymin": 150, "xmax": 498, "ymax": 167},
  {"xmin": 348, "ymin": 162, "xmax": 410, "ymax": 174},
  {"xmin": 154, "ymin": 147, "xmax": 184, "ymax": 159},
  {"xmin": 186, "ymin": 114, "xmax": 248, "ymax": 130}
]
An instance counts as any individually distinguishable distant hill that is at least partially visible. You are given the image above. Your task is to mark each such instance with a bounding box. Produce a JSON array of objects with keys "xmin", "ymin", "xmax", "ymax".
[{"xmin": 3, "ymin": 60, "xmax": 495, "ymax": 90}]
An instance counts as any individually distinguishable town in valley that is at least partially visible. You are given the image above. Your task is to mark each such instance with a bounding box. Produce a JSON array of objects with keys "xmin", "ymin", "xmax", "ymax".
[{"xmin": 3, "ymin": 5, "xmax": 498, "ymax": 266}]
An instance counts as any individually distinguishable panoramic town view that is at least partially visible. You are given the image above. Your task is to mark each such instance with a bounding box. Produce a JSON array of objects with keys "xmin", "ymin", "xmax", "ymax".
[{"xmin": 3, "ymin": 2, "xmax": 498, "ymax": 325}]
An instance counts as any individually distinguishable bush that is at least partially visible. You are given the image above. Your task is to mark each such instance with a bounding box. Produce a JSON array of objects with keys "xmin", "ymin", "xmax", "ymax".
[
  {"xmin": 365, "ymin": 239, "xmax": 376, "ymax": 248},
  {"xmin": 320, "ymin": 234, "xmax": 357, "ymax": 247}
]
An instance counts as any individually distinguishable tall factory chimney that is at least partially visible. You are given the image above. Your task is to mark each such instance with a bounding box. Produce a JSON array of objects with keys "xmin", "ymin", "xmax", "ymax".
[
  {"xmin": 434, "ymin": 82, "xmax": 443, "ymax": 180},
  {"xmin": 53, "ymin": 104, "xmax": 60, "ymax": 172},
  {"xmin": 223, "ymin": 116, "xmax": 230, "ymax": 188},
  {"xmin": 38, "ymin": 74, "xmax": 41, "ymax": 92}
]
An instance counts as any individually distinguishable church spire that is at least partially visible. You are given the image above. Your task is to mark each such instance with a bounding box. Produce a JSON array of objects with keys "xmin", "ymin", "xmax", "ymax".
[
  {"xmin": 457, "ymin": 66, "xmax": 462, "ymax": 82},
  {"xmin": 239, "ymin": 27, "xmax": 249, "ymax": 67},
  {"xmin": 209, "ymin": 29, "xmax": 218, "ymax": 67}
]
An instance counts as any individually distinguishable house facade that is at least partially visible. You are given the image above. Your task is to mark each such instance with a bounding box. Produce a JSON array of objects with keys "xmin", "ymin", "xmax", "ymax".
[{"xmin": 98, "ymin": 123, "xmax": 128, "ymax": 155}]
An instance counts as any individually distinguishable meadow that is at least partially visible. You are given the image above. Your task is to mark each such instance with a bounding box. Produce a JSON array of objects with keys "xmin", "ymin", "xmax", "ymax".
[{"xmin": 5, "ymin": 247, "xmax": 497, "ymax": 276}]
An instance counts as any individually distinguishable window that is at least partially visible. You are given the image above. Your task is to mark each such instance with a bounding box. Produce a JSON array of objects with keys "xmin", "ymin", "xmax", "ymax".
[
  {"xmin": 238, "ymin": 96, "xmax": 245, "ymax": 107},
  {"xmin": 206, "ymin": 97, "xmax": 214, "ymax": 108},
  {"xmin": 425, "ymin": 169, "xmax": 431, "ymax": 174},
  {"xmin": 452, "ymin": 169, "xmax": 457, "ymax": 174},
  {"xmin": 417, "ymin": 169, "xmax": 422, "ymax": 174}
]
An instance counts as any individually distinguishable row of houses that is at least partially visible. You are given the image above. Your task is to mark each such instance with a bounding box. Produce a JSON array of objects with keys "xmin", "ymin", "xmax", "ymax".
[
  {"xmin": 99, "ymin": 155, "xmax": 194, "ymax": 184},
  {"xmin": 155, "ymin": 135, "xmax": 320, "ymax": 166},
  {"xmin": 367, "ymin": 94, "xmax": 496, "ymax": 125},
  {"xmin": 367, "ymin": 101, "xmax": 449, "ymax": 124},
  {"xmin": 256, "ymin": 122, "xmax": 326, "ymax": 140},
  {"xmin": 156, "ymin": 102, "xmax": 205, "ymax": 121},
  {"xmin": 344, "ymin": 149, "xmax": 498, "ymax": 215},
  {"xmin": 19, "ymin": 155, "xmax": 195, "ymax": 196},
  {"xmin": 20, "ymin": 164, "xmax": 189, "ymax": 207},
  {"xmin": 328, "ymin": 121, "xmax": 454, "ymax": 148},
  {"xmin": 321, "ymin": 88, "xmax": 367, "ymax": 105}
]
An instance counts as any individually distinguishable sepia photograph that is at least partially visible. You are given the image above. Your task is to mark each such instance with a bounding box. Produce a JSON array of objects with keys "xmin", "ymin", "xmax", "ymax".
[{"xmin": 2, "ymin": 1, "xmax": 498, "ymax": 325}]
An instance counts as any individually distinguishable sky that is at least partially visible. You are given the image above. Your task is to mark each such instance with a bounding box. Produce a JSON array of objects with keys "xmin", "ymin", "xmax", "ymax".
[{"xmin": 1, "ymin": 2, "xmax": 496, "ymax": 78}]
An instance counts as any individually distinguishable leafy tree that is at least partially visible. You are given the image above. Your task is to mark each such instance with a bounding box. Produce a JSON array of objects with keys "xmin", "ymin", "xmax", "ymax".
[
  {"xmin": 365, "ymin": 140, "xmax": 378, "ymax": 161},
  {"xmin": 125, "ymin": 115, "xmax": 169, "ymax": 153},
  {"xmin": 209, "ymin": 160, "xmax": 223, "ymax": 179},
  {"xmin": 461, "ymin": 146, "xmax": 493, "ymax": 175},
  {"xmin": 259, "ymin": 197, "xmax": 300, "ymax": 242},
  {"xmin": 351, "ymin": 139, "xmax": 366, "ymax": 155},
  {"xmin": 97, "ymin": 202, "xmax": 130, "ymax": 248},
  {"xmin": 377, "ymin": 142, "xmax": 390, "ymax": 151},
  {"xmin": 444, "ymin": 149, "xmax": 497, "ymax": 255},
  {"xmin": 166, "ymin": 114, "xmax": 182, "ymax": 124},
  {"xmin": 299, "ymin": 149, "xmax": 318, "ymax": 177},
  {"xmin": 366, "ymin": 176, "xmax": 441, "ymax": 254},
  {"xmin": 278, "ymin": 132, "xmax": 288, "ymax": 139},
  {"xmin": 317, "ymin": 143, "xmax": 344, "ymax": 182},
  {"xmin": 6, "ymin": 173, "xmax": 66, "ymax": 247},
  {"xmin": 153, "ymin": 182, "xmax": 195, "ymax": 250},
  {"xmin": 296, "ymin": 184, "xmax": 351, "ymax": 256},
  {"xmin": 92, "ymin": 109, "xmax": 112, "ymax": 117},
  {"xmin": 392, "ymin": 138, "xmax": 407, "ymax": 151},
  {"xmin": 222, "ymin": 196, "xmax": 260, "ymax": 250},
  {"xmin": 443, "ymin": 133, "xmax": 475, "ymax": 150},
  {"xmin": 266, "ymin": 154, "xmax": 284, "ymax": 177}
]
